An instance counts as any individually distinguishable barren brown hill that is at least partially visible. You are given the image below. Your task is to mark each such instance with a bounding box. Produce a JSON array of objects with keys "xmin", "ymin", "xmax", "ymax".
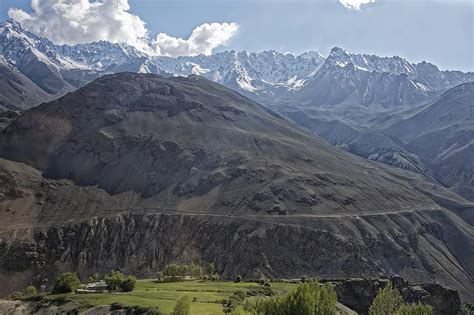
[{"xmin": 0, "ymin": 73, "xmax": 472, "ymax": 300}]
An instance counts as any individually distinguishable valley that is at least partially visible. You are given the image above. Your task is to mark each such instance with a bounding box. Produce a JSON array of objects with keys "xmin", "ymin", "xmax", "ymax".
[{"xmin": 0, "ymin": 6, "xmax": 473, "ymax": 313}]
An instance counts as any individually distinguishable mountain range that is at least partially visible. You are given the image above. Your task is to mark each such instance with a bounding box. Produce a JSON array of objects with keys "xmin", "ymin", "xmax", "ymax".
[
  {"xmin": 2, "ymin": 18, "xmax": 473, "ymax": 202},
  {"xmin": 1, "ymin": 73, "xmax": 473, "ymax": 301},
  {"xmin": 1, "ymin": 19, "xmax": 473, "ymax": 112}
]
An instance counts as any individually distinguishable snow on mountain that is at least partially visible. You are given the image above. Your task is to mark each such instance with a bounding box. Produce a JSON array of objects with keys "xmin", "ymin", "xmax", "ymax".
[
  {"xmin": 0, "ymin": 19, "xmax": 473, "ymax": 111},
  {"xmin": 285, "ymin": 47, "xmax": 474, "ymax": 111}
]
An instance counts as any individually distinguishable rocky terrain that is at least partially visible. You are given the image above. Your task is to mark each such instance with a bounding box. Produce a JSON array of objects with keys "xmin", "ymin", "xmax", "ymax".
[
  {"xmin": 386, "ymin": 82, "xmax": 474, "ymax": 200},
  {"xmin": 0, "ymin": 73, "xmax": 473, "ymax": 302}
]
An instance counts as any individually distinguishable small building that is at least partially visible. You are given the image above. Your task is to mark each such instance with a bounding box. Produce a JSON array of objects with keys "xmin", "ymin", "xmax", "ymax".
[{"xmin": 76, "ymin": 280, "xmax": 108, "ymax": 293}]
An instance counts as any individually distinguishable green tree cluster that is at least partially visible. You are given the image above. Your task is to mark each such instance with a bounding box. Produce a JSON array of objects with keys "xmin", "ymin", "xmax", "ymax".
[
  {"xmin": 52, "ymin": 272, "xmax": 81, "ymax": 293},
  {"xmin": 173, "ymin": 295, "xmax": 192, "ymax": 315},
  {"xmin": 369, "ymin": 282, "xmax": 433, "ymax": 315},
  {"xmin": 397, "ymin": 304, "xmax": 433, "ymax": 315},
  {"xmin": 250, "ymin": 280, "xmax": 338, "ymax": 315},
  {"xmin": 163, "ymin": 263, "xmax": 202, "ymax": 278},
  {"xmin": 105, "ymin": 271, "xmax": 137, "ymax": 292}
]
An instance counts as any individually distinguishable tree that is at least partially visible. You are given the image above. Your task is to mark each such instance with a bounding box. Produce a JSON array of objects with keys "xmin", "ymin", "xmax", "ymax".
[
  {"xmin": 369, "ymin": 282, "xmax": 404, "ymax": 315},
  {"xmin": 164, "ymin": 264, "xmax": 180, "ymax": 277},
  {"xmin": 189, "ymin": 263, "xmax": 202, "ymax": 278},
  {"xmin": 105, "ymin": 271, "xmax": 125, "ymax": 291},
  {"xmin": 251, "ymin": 280, "xmax": 337, "ymax": 315},
  {"xmin": 23, "ymin": 286, "xmax": 37, "ymax": 297},
  {"xmin": 119, "ymin": 276, "xmax": 137, "ymax": 292},
  {"xmin": 178, "ymin": 265, "xmax": 190, "ymax": 277},
  {"xmin": 52, "ymin": 272, "xmax": 81, "ymax": 293},
  {"xmin": 207, "ymin": 263, "xmax": 215, "ymax": 276},
  {"xmin": 173, "ymin": 295, "xmax": 192, "ymax": 315},
  {"xmin": 397, "ymin": 303, "xmax": 433, "ymax": 315},
  {"xmin": 234, "ymin": 275, "xmax": 243, "ymax": 283},
  {"xmin": 87, "ymin": 274, "xmax": 98, "ymax": 283}
]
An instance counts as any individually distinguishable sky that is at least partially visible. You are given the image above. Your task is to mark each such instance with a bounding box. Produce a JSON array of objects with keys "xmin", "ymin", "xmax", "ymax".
[{"xmin": 0, "ymin": 0, "xmax": 472, "ymax": 71}]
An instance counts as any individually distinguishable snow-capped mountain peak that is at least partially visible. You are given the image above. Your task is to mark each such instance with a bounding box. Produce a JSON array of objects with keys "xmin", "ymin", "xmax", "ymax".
[{"xmin": 1, "ymin": 19, "xmax": 473, "ymax": 111}]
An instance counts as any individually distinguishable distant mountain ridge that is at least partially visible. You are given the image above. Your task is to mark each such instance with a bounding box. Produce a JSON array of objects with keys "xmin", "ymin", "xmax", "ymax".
[{"xmin": 1, "ymin": 19, "xmax": 473, "ymax": 111}]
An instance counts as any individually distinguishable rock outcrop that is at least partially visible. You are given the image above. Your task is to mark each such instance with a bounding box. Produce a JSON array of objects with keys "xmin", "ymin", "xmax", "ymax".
[{"xmin": 326, "ymin": 276, "xmax": 461, "ymax": 315}]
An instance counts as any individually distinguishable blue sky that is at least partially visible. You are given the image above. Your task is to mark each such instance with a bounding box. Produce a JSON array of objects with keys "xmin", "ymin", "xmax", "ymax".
[{"xmin": 1, "ymin": 0, "xmax": 473, "ymax": 71}]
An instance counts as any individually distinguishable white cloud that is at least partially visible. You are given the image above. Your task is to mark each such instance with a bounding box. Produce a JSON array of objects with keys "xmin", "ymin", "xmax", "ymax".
[
  {"xmin": 153, "ymin": 23, "xmax": 239, "ymax": 57},
  {"xmin": 8, "ymin": 0, "xmax": 238, "ymax": 57},
  {"xmin": 339, "ymin": 0, "xmax": 375, "ymax": 10}
]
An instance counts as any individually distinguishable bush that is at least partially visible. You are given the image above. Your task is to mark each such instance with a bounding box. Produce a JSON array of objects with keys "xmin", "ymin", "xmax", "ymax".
[
  {"xmin": 251, "ymin": 280, "xmax": 337, "ymax": 315},
  {"xmin": 119, "ymin": 276, "xmax": 137, "ymax": 292},
  {"xmin": 105, "ymin": 270, "xmax": 125, "ymax": 291},
  {"xmin": 156, "ymin": 271, "xmax": 165, "ymax": 282},
  {"xmin": 23, "ymin": 286, "xmax": 37, "ymax": 297},
  {"xmin": 397, "ymin": 303, "xmax": 433, "ymax": 315},
  {"xmin": 87, "ymin": 274, "xmax": 97, "ymax": 283},
  {"xmin": 211, "ymin": 274, "xmax": 220, "ymax": 281},
  {"xmin": 233, "ymin": 289, "xmax": 247, "ymax": 301},
  {"xmin": 369, "ymin": 282, "xmax": 404, "ymax": 315},
  {"xmin": 173, "ymin": 295, "xmax": 192, "ymax": 315},
  {"xmin": 234, "ymin": 275, "xmax": 243, "ymax": 283},
  {"xmin": 52, "ymin": 272, "xmax": 81, "ymax": 293}
]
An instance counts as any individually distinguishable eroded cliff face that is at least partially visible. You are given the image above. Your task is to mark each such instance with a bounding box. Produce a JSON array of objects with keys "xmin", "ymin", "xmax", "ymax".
[{"xmin": 1, "ymin": 209, "xmax": 472, "ymax": 301}]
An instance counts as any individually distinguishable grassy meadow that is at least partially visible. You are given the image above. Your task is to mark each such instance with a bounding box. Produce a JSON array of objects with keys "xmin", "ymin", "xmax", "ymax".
[{"xmin": 48, "ymin": 280, "xmax": 298, "ymax": 314}]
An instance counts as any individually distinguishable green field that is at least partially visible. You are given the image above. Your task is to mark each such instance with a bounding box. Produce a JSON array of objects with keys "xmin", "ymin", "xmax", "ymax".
[{"xmin": 49, "ymin": 280, "xmax": 298, "ymax": 314}]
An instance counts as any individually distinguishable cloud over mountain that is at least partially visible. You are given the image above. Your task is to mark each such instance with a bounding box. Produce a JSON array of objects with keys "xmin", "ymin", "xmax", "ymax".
[
  {"xmin": 153, "ymin": 22, "xmax": 239, "ymax": 57},
  {"xmin": 8, "ymin": 0, "xmax": 238, "ymax": 57}
]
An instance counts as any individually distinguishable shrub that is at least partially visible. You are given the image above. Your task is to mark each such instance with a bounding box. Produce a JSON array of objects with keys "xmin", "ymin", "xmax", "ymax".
[
  {"xmin": 252, "ymin": 280, "xmax": 337, "ymax": 315},
  {"xmin": 105, "ymin": 270, "xmax": 125, "ymax": 291},
  {"xmin": 173, "ymin": 295, "xmax": 192, "ymax": 315},
  {"xmin": 119, "ymin": 276, "xmax": 137, "ymax": 292},
  {"xmin": 397, "ymin": 303, "xmax": 433, "ymax": 315},
  {"xmin": 52, "ymin": 272, "xmax": 81, "ymax": 293},
  {"xmin": 87, "ymin": 274, "xmax": 97, "ymax": 283},
  {"xmin": 156, "ymin": 271, "xmax": 165, "ymax": 282},
  {"xmin": 369, "ymin": 282, "xmax": 404, "ymax": 315},
  {"xmin": 234, "ymin": 275, "xmax": 243, "ymax": 283},
  {"xmin": 23, "ymin": 285, "xmax": 37, "ymax": 297}
]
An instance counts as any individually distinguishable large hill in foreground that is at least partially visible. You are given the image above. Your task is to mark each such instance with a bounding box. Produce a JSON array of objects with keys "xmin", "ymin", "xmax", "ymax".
[{"xmin": 0, "ymin": 73, "xmax": 473, "ymax": 300}]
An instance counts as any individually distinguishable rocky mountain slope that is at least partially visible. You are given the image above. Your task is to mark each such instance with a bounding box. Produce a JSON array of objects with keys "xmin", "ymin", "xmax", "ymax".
[
  {"xmin": 0, "ymin": 73, "xmax": 473, "ymax": 301},
  {"xmin": 386, "ymin": 82, "xmax": 474, "ymax": 200}
]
